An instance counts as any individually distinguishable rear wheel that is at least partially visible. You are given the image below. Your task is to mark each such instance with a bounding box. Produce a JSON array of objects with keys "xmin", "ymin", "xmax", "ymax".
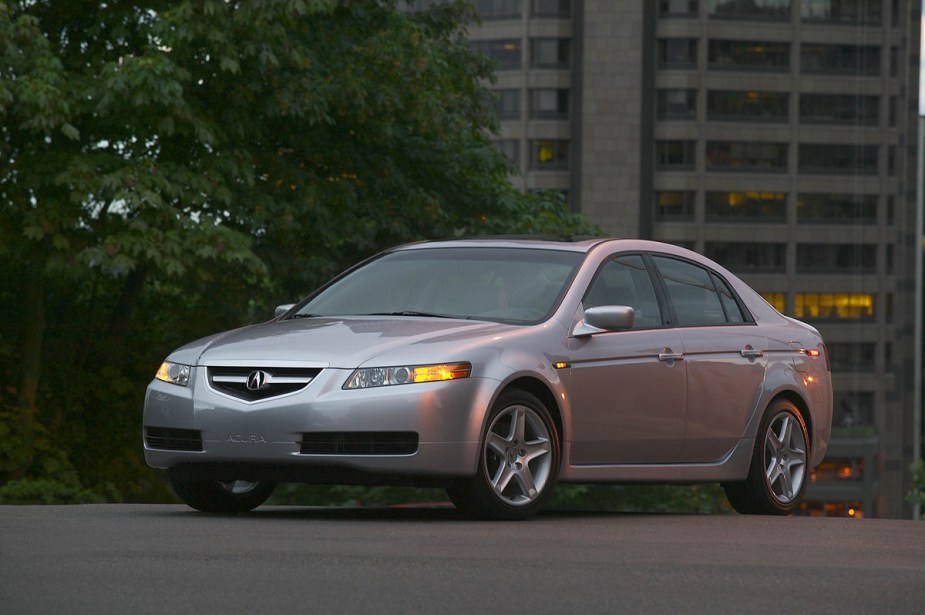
[
  {"xmin": 724, "ymin": 399, "xmax": 809, "ymax": 515},
  {"xmin": 447, "ymin": 389, "xmax": 560, "ymax": 520},
  {"xmin": 168, "ymin": 474, "xmax": 276, "ymax": 513}
]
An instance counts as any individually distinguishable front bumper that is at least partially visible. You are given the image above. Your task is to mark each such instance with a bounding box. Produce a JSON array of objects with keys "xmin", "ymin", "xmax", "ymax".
[{"xmin": 143, "ymin": 366, "xmax": 494, "ymax": 481}]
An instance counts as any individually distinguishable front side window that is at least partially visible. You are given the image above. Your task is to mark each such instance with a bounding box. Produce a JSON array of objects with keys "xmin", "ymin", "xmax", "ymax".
[{"xmin": 584, "ymin": 255, "xmax": 663, "ymax": 329}]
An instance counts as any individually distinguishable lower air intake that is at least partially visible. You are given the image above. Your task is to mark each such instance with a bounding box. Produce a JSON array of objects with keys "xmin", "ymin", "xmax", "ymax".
[
  {"xmin": 145, "ymin": 426, "xmax": 203, "ymax": 452},
  {"xmin": 300, "ymin": 432, "xmax": 419, "ymax": 456}
]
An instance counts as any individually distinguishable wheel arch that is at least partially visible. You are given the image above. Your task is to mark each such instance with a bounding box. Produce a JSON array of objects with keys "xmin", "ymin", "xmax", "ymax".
[
  {"xmin": 768, "ymin": 389, "xmax": 814, "ymax": 451},
  {"xmin": 500, "ymin": 376, "xmax": 564, "ymax": 449}
]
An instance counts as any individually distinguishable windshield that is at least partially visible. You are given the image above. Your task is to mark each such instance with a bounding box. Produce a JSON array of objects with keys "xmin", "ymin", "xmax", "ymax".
[{"xmin": 295, "ymin": 247, "xmax": 585, "ymax": 325}]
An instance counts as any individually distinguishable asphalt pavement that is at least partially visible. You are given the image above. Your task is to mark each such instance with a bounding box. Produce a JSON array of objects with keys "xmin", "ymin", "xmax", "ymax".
[{"xmin": 1, "ymin": 504, "xmax": 924, "ymax": 614}]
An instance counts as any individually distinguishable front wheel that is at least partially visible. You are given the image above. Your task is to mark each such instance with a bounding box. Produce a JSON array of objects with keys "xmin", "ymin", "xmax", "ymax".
[
  {"xmin": 168, "ymin": 474, "xmax": 276, "ymax": 513},
  {"xmin": 724, "ymin": 399, "xmax": 810, "ymax": 515},
  {"xmin": 447, "ymin": 389, "xmax": 560, "ymax": 520}
]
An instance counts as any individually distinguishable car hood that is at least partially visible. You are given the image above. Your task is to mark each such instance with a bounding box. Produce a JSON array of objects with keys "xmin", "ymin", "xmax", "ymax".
[{"xmin": 176, "ymin": 317, "xmax": 516, "ymax": 369}]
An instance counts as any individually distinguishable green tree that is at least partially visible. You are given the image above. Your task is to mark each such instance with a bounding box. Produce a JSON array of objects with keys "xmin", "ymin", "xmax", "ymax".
[{"xmin": 0, "ymin": 0, "xmax": 596, "ymax": 500}]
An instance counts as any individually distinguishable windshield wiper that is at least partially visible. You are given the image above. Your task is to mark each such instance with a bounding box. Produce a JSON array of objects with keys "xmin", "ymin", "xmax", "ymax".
[
  {"xmin": 288, "ymin": 313, "xmax": 323, "ymax": 319},
  {"xmin": 361, "ymin": 311, "xmax": 457, "ymax": 319}
]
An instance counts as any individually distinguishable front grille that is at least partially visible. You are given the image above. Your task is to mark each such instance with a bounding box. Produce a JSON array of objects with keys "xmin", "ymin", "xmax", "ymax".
[
  {"xmin": 300, "ymin": 432, "xmax": 419, "ymax": 456},
  {"xmin": 207, "ymin": 366, "xmax": 322, "ymax": 402},
  {"xmin": 145, "ymin": 426, "xmax": 203, "ymax": 451}
]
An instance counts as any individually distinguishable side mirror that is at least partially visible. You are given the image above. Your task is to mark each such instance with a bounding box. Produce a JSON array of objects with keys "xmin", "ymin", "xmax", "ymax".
[
  {"xmin": 275, "ymin": 304, "xmax": 296, "ymax": 318},
  {"xmin": 572, "ymin": 305, "xmax": 635, "ymax": 337}
]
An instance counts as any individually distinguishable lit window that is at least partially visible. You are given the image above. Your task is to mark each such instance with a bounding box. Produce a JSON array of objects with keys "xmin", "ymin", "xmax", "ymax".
[
  {"xmin": 529, "ymin": 139, "xmax": 569, "ymax": 170},
  {"xmin": 760, "ymin": 292, "xmax": 785, "ymax": 313},
  {"xmin": 810, "ymin": 458, "xmax": 864, "ymax": 482},
  {"xmin": 794, "ymin": 293, "xmax": 874, "ymax": 320}
]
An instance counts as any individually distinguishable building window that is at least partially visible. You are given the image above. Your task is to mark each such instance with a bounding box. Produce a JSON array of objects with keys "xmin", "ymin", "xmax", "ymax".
[
  {"xmin": 832, "ymin": 391, "xmax": 874, "ymax": 432},
  {"xmin": 704, "ymin": 242, "xmax": 786, "ymax": 272},
  {"xmin": 760, "ymin": 292, "xmax": 786, "ymax": 313},
  {"xmin": 471, "ymin": 39, "xmax": 522, "ymax": 70},
  {"xmin": 799, "ymin": 144, "xmax": 878, "ymax": 175},
  {"xmin": 794, "ymin": 293, "xmax": 875, "ymax": 321},
  {"xmin": 529, "ymin": 88, "xmax": 569, "ymax": 119},
  {"xmin": 656, "ymin": 140, "xmax": 696, "ymax": 170},
  {"xmin": 473, "ymin": 0, "xmax": 522, "ymax": 20},
  {"xmin": 494, "ymin": 89, "xmax": 521, "ymax": 120},
  {"xmin": 708, "ymin": 40, "xmax": 790, "ymax": 70},
  {"xmin": 706, "ymin": 141, "xmax": 788, "ymax": 172},
  {"xmin": 529, "ymin": 139, "xmax": 568, "ymax": 170},
  {"xmin": 655, "ymin": 191, "xmax": 695, "ymax": 220},
  {"xmin": 657, "ymin": 89, "xmax": 697, "ymax": 119},
  {"xmin": 659, "ymin": 0, "xmax": 698, "ymax": 16},
  {"xmin": 797, "ymin": 193, "xmax": 877, "ymax": 224},
  {"xmin": 811, "ymin": 458, "xmax": 865, "ymax": 482},
  {"xmin": 707, "ymin": 90, "xmax": 788, "ymax": 122},
  {"xmin": 532, "ymin": 0, "xmax": 571, "ymax": 18},
  {"xmin": 658, "ymin": 38, "xmax": 698, "ymax": 68},
  {"xmin": 888, "ymin": 96, "xmax": 896, "ymax": 126},
  {"xmin": 889, "ymin": 46, "xmax": 898, "ymax": 77},
  {"xmin": 531, "ymin": 38, "xmax": 570, "ymax": 68},
  {"xmin": 827, "ymin": 342, "xmax": 876, "ymax": 372},
  {"xmin": 706, "ymin": 191, "xmax": 787, "ymax": 221},
  {"xmin": 800, "ymin": 44, "xmax": 880, "ymax": 76},
  {"xmin": 801, "ymin": 0, "xmax": 882, "ymax": 24},
  {"xmin": 493, "ymin": 139, "xmax": 521, "ymax": 169},
  {"xmin": 708, "ymin": 0, "xmax": 790, "ymax": 19},
  {"xmin": 796, "ymin": 244, "xmax": 876, "ymax": 273},
  {"xmin": 799, "ymin": 94, "xmax": 879, "ymax": 125}
]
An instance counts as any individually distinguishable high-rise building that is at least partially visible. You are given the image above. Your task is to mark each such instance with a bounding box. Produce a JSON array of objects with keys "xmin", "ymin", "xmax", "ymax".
[{"xmin": 415, "ymin": 0, "xmax": 922, "ymax": 518}]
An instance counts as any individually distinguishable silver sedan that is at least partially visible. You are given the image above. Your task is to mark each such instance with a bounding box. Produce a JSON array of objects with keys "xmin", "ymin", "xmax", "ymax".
[{"xmin": 143, "ymin": 238, "xmax": 832, "ymax": 519}]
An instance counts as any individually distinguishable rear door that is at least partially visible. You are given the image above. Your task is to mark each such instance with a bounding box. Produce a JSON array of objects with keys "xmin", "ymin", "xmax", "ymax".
[{"xmin": 649, "ymin": 255, "xmax": 768, "ymax": 463}]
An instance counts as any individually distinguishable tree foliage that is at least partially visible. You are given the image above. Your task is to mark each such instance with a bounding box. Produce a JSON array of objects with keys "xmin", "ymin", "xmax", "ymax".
[{"xmin": 0, "ymin": 0, "xmax": 597, "ymax": 503}]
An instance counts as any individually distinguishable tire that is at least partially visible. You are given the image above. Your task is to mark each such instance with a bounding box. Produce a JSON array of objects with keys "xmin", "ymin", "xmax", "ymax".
[
  {"xmin": 168, "ymin": 474, "xmax": 276, "ymax": 513},
  {"xmin": 724, "ymin": 399, "xmax": 810, "ymax": 515},
  {"xmin": 447, "ymin": 389, "xmax": 560, "ymax": 520}
]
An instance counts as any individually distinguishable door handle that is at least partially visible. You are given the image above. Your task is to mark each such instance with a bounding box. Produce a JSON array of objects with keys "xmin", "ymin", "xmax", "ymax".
[
  {"xmin": 658, "ymin": 350, "xmax": 684, "ymax": 362},
  {"xmin": 740, "ymin": 348, "xmax": 764, "ymax": 359}
]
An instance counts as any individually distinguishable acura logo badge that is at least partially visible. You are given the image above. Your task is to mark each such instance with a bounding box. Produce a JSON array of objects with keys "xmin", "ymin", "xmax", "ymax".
[{"xmin": 246, "ymin": 370, "xmax": 270, "ymax": 391}]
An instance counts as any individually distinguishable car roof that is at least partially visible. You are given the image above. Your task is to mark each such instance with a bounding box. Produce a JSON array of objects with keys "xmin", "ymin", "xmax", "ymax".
[{"xmin": 394, "ymin": 236, "xmax": 701, "ymax": 257}]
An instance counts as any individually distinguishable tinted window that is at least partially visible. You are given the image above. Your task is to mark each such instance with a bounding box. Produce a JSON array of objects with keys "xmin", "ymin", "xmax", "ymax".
[
  {"xmin": 653, "ymin": 257, "xmax": 727, "ymax": 326},
  {"xmin": 584, "ymin": 255, "xmax": 663, "ymax": 329},
  {"xmin": 712, "ymin": 272, "xmax": 747, "ymax": 323}
]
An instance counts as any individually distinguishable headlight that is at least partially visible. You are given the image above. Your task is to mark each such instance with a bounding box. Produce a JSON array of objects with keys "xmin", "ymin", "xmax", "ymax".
[
  {"xmin": 344, "ymin": 362, "xmax": 471, "ymax": 390},
  {"xmin": 155, "ymin": 361, "xmax": 191, "ymax": 387}
]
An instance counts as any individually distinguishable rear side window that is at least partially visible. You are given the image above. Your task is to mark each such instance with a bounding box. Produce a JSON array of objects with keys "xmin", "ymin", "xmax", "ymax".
[
  {"xmin": 712, "ymin": 272, "xmax": 746, "ymax": 323},
  {"xmin": 584, "ymin": 254, "xmax": 663, "ymax": 329},
  {"xmin": 653, "ymin": 256, "xmax": 728, "ymax": 326}
]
